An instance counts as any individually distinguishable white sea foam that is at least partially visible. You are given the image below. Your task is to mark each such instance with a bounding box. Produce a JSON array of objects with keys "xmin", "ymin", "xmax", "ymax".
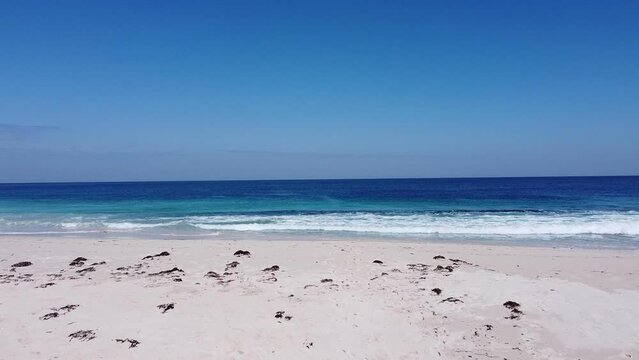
[
  {"xmin": 186, "ymin": 212, "xmax": 639, "ymax": 236},
  {"xmin": 105, "ymin": 221, "xmax": 182, "ymax": 230},
  {"xmin": 2, "ymin": 212, "xmax": 639, "ymax": 241}
]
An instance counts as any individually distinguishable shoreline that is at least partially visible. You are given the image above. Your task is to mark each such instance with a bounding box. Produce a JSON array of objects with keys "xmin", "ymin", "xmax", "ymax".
[
  {"xmin": 1, "ymin": 235, "xmax": 638, "ymax": 359},
  {"xmin": 2, "ymin": 230, "xmax": 638, "ymax": 250}
]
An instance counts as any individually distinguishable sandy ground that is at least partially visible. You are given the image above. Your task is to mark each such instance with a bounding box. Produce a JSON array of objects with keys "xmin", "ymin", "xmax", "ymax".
[{"xmin": 0, "ymin": 235, "xmax": 638, "ymax": 359}]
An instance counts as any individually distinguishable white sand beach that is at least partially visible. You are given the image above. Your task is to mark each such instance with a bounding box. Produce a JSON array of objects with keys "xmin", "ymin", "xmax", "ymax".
[{"xmin": 1, "ymin": 235, "xmax": 638, "ymax": 359}]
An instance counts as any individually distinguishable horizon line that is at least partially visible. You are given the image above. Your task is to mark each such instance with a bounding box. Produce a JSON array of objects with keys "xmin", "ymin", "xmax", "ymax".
[{"xmin": 1, "ymin": 174, "xmax": 638, "ymax": 186}]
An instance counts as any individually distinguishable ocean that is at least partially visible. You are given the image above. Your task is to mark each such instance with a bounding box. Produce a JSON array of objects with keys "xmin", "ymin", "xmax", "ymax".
[{"xmin": 1, "ymin": 176, "xmax": 638, "ymax": 248}]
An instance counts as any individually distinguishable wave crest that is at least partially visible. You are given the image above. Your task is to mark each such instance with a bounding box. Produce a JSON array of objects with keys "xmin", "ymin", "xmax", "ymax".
[{"xmin": 2, "ymin": 211, "xmax": 638, "ymax": 237}]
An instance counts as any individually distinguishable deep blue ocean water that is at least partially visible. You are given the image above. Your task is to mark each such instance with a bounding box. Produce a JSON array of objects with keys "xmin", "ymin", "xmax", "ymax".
[{"xmin": 1, "ymin": 177, "xmax": 638, "ymax": 248}]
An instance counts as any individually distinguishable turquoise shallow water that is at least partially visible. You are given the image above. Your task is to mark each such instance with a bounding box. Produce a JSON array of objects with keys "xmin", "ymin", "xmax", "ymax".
[{"xmin": 1, "ymin": 177, "xmax": 638, "ymax": 248}]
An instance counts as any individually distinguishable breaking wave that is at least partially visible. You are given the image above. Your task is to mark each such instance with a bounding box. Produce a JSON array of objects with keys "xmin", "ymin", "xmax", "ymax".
[{"xmin": 2, "ymin": 211, "xmax": 639, "ymax": 240}]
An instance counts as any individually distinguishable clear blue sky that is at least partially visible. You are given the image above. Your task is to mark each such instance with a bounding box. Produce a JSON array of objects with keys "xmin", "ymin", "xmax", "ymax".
[{"xmin": 1, "ymin": 1, "xmax": 638, "ymax": 182}]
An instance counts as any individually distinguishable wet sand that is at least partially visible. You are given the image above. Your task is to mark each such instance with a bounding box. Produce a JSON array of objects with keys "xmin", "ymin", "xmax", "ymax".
[{"xmin": 0, "ymin": 235, "xmax": 638, "ymax": 359}]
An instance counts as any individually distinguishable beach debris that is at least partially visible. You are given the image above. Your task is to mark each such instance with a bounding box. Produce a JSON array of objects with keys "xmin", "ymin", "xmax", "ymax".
[
  {"xmin": 11, "ymin": 261, "xmax": 32, "ymax": 268},
  {"xmin": 503, "ymin": 301, "xmax": 520, "ymax": 309},
  {"xmin": 503, "ymin": 301, "xmax": 523, "ymax": 319},
  {"xmin": 204, "ymin": 271, "xmax": 221, "ymax": 278},
  {"xmin": 303, "ymin": 284, "xmax": 317, "ymax": 289},
  {"xmin": 0, "ymin": 274, "xmax": 15, "ymax": 283},
  {"xmin": 320, "ymin": 278, "xmax": 333, "ymax": 283},
  {"xmin": 76, "ymin": 266, "xmax": 96, "ymax": 275},
  {"xmin": 263, "ymin": 265, "xmax": 280, "ymax": 272},
  {"xmin": 484, "ymin": 324, "xmax": 493, "ymax": 331},
  {"xmin": 225, "ymin": 261, "xmax": 240, "ymax": 271},
  {"xmin": 36, "ymin": 282, "xmax": 56, "ymax": 288},
  {"xmin": 90, "ymin": 261, "xmax": 106, "ymax": 266},
  {"xmin": 433, "ymin": 255, "xmax": 446, "ymax": 260},
  {"xmin": 0, "ymin": 273, "xmax": 39, "ymax": 285},
  {"xmin": 59, "ymin": 304, "xmax": 79, "ymax": 312},
  {"xmin": 115, "ymin": 338, "xmax": 141, "ymax": 348},
  {"xmin": 431, "ymin": 288, "xmax": 442, "ymax": 295},
  {"xmin": 69, "ymin": 257, "xmax": 87, "ymax": 267},
  {"xmin": 204, "ymin": 271, "xmax": 235, "ymax": 284},
  {"xmin": 434, "ymin": 265, "xmax": 454, "ymax": 273},
  {"xmin": 157, "ymin": 303, "xmax": 175, "ymax": 313},
  {"xmin": 275, "ymin": 311, "xmax": 292, "ymax": 321},
  {"xmin": 407, "ymin": 263, "xmax": 429, "ymax": 274},
  {"xmin": 261, "ymin": 275, "xmax": 278, "ymax": 283},
  {"xmin": 373, "ymin": 260, "xmax": 384, "ymax": 264},
  {"xmin": 142, "ymin": 251, "xmax": 170, "ymax": 260},
  {"xmin": 40, "ymin": 312, "xmax": 59, "ymax": 320},
  {"xmin": 149, "ymin": 267, "xmax": 184, "ymax": 276},
  {"xmin": 234, "ymin": 250, "xmax": 251, "ymax": 257},
  {"xmin": 115, "ymin": 263, "xmax": 146, "ymax": 272},
  {"xmin": 111, "ymin": 263, "xmax": 148, "ymax": 279},
  {"xmin": 16, "ymin": 274, "xmax": 35, "ymax": 282},
  {"xmin": 173, "ymin": 277, "xmax": 183, "ymax": 282},
  {"xmin": 441, "ymin": 297, "xmax": 463, "ymax": 303},
  {"xmin": 68, "ymin": 330, "xmax": 96, "ymax": 342},
  {"xmin": 506, "ymin": 308, "xmax": 524, "ymax": 320},
  {"xmin": 304, "ymin": 341, "xmax": 314, "ymax": 349},
  {"xmin": 370, "ymin": 272, "xmax": 389, "ymax": 281},
  {"xmin": 450, "ymin": 258, "xmax": 473, "ymax": 265},
  {"xmin": 39, "ymin": 304, "xmax": 79, "ymax": 320}
]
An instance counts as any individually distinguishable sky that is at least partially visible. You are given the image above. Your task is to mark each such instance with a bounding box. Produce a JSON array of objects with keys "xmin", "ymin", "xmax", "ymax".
[{"xmin": 1, "ymin": 0, "xmax": 638, "ymax": 182}]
